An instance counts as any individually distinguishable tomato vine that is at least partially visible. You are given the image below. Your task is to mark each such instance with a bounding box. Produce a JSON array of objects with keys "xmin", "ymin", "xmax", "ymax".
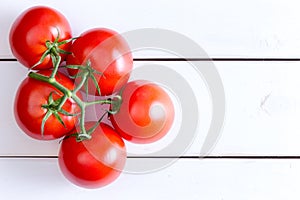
[
  {"xmin": 28, "ymin": 35, "xmax": 122, "ymax": 142},
  {"xmin": 10, "ymin": 5, "xmax": 179, "ymax": 189}
]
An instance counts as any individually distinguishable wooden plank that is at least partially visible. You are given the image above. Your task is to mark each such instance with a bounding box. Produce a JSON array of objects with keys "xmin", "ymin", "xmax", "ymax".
[
  {"xmin": 2, "ymin": 0, "xmax": 300, "ymax": 58},
  {"xmin": 1, "ymin": 61, "xmax": 300, "ymax": 156},
  {"xmin": 133, "ymin": 61, "xmax": 300, "ymax": 156},
  {"xmin": 0, "ymin": 158, "xmax": 299, "ymax": 199},
  {"xmin": 213, "ymin": 61, "xmax": 300, "ymax": 156}
]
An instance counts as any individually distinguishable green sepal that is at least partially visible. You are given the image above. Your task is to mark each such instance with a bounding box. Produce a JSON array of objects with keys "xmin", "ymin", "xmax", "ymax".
[
  {"xmin": 30, "ymin": 28, "xmax": 78, "ymax": 69},
  {"xmin": 40, "ymin": 92, "xmax": 75, "ymax": 137},
  {"xmin": 58, "ymin": 109, "xmax": 79, "ymax": 117},
  {"xmin": 31, "ymin": 49, "xmax": 51, "ymax": 70},
  {"xmin": 53, "ymin": 111, "xmax": 66, "ymax": 128},
  {"xmin": 65, "ymin": 65, "xmax": 85, "ymax": 70},
  {"xmin": 41, "ymin": 110, "xmax": 52, "ymax": 138}
]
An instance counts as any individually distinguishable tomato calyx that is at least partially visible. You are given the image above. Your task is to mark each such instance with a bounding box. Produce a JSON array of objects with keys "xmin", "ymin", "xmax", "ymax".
[
  {"xmin": 66, "ymin": 60, "xmax": 103, "ymax": 97},
  {"xmin": 31, "ymin": 28, "xmax": 77, "ymax": 71},
  {"xmin": 40, "ymin": 92, "xmax": 78, "ymax": 138}
]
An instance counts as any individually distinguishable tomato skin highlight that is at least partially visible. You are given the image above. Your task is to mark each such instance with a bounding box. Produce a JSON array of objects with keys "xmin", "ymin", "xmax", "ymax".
[
  {"xmin": 58, "ymin": 122, "xmax": 127, "ymax": 189},
  {"xmin": 66, "ymin": 28, "xmax": 133, "ymax": 96},
  {"xmin": 9, "ymin": 6, "xmax": 72, "ymax": 69},
  {"xmin": 110, "ymin": 80, "xmax": 175, "ymax": 144},
  {"xmin": 14, "ymin": 70, "xmax": 80, "ymax": 140}
]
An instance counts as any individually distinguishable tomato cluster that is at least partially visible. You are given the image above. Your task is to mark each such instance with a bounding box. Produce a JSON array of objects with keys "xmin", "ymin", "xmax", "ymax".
[{"xmin": 10, "ymin": 6, "xmax": 175, "ymax": 189}]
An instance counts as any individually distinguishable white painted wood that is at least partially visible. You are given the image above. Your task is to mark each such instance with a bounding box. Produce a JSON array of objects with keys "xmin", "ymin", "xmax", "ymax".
[
  {"xmin": 1, "ymin": 61, "xmax": 300, "ymax": 156},
  {"xmin": 0, "ymin": 158, "xmax": 299, "ymax": 199},
  {"xmin": 2, "ymin": 1, "xmax": 300, "ymax": 199},
  {"xmin": 2, "ymin": 0, "xmax": 300, "ymax": 58},
  {"xmin": 213, "ymin": 61, "xmax": 300, "ymax": 156}
]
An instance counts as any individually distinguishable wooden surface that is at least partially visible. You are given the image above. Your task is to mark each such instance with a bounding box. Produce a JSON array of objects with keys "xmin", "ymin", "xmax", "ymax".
[{"xmin": 1, "ymin": 0, "xmax": 300, "ymax": 199}]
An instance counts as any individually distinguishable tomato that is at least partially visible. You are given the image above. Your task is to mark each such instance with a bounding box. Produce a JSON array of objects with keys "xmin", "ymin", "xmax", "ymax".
[
  {"xmin": 58, "ymin": 122, "xmax": 127, "ymax": 189},
  {"xmin": 66, "ymin": 28, "xmax": 133, "ymax": 96},
  {"xmin": 110, "ymin": 80, "xmax": 175, "ymax": 144},
  {"xmin": 9, "ymin": 6, "xmax": 72, "ymax": 69},
  {"xmin": 14, "ymin": 70, "xmax": 80, "ymax": 140}
]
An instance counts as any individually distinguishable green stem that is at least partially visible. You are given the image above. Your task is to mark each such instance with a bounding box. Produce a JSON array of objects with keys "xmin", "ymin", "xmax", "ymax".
[
  {"xmin": 28, "ymin": 32, "xmax": 124, "ymax": 141},
  {"xmin": 28, "ymin": 72, "xmax": 49, "ymax": 82},
  {"xmin": 71, "ymin": 95, "xmax": 91, "ymax": 140},
  {"xmin": 27, "ymin": 30, "xmax": 114, "ymax": 141},
  {"xmin": 72, "ymin": 71, "xmax": 89, "ymax": 94},
  {"xmin": 85, "ymin": 99, "xmax": 113, "ymax": 106},
  {"xmin": 57, "ymin": 94, "xmax": 68, "ymax": 110},
  {"xmin": 50, "ymin": 52, "xmax": 61, "ymax": 79},
  {"xmin": 78, "ymin": 103, "xmax": 91, "ymax": 140},
  {"xmin": 29, "ymin": 72, "xmax": 72, "ymax": 98},
  {"xmin": 30, "ymin": 72, "xmax": 104, "ymax": 141}
]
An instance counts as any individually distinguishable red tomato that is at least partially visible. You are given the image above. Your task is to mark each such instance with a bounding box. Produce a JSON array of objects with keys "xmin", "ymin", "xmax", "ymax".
[
  {"xmin": 66, "ymin": 28, "xmax": 133, "ymax": 96},
  {"xmin": 9, "ymin": 6, "xmax": 72, "ymax": 69},
  {"xmin": 58, "ymin": 122, "xmax": 127, "ymax": 189},
  {"xmin": 14, "ymin": 70, "xmax": 80, "ymax": 140},
  {"xmin": 110, "ymin": 80, "xmax": 175, "ymax": 144}
]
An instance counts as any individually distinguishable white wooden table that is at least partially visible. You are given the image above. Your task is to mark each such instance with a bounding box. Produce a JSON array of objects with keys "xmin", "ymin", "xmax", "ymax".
[{"xmin": 1, "ymin": 0, "xmax": 300, "ymax": 199}]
